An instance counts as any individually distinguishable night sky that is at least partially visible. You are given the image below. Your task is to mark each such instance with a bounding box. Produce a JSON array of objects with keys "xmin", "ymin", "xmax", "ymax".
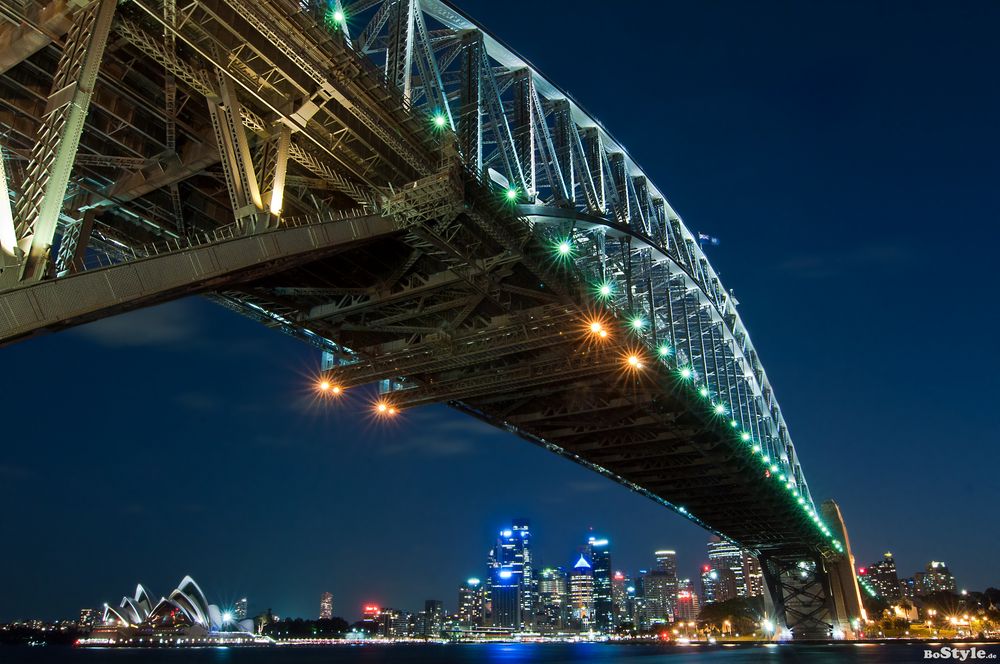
[{"xmin": 3, "ymin": 0, "xmax": 999, "ymax": 622}]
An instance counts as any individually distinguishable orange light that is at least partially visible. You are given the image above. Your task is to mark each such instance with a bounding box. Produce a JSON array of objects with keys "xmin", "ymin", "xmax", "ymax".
[
  {"xmin": 627, "ymin": 354, "xmax": 643, "ymax": 368},
  {"xmin": 331, "ymin": 385, "xmax": 342, "ymax": 395},
  {"xmin": 599, "ymin": 329, "xmax": 607, "ymax": 338},
  {"xmin": 319, "ymin": 380, "xmax": 331, "ymax": 391},
  {"xmin": 376, "ymin": 402, "xmax": 388, "ymax": 413}
]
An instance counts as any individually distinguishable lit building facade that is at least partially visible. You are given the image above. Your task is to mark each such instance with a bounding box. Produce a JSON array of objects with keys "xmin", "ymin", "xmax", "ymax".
[
  {"xmin": 707, "ymin": 536, "xmax": 763, "ymax": 598},
  {"xmin": 536, "ymin": 567, "xmax": 567, "ymax": 630},
  {"xmin": 459, "ymin": 578, "xmax": 485, "ymax": 626},
  {"xmin": 701, "ymin": 565, "xmax": 737, "ymax": 604},
  {"xmin": 568, "ymin": 554, "xmax": 594, "ymax": 628},
  {"xmin": 588, "ymin": 537, "xmax": 614, "ymax": 632},
  {"xmin": 319, "ymin": 592, "xmax": 333, "ymax": 620},
  {"xmin": 233, "ymin": 598, "xmax": 248, "ymax": 621},
  {"xmin": 675, "ymin": 578, "xmax": 700, "ymax": 622},
  {"xmin": 488, "ymin": 522, "xmax": 532, "ymax": 629},
  {"xmin": 917, "ymin": 561, "xmax": 957, "ymax": 595},
  {"xmin": 866, "ymin": 552, "xmax": 901, "ymax": 600}
]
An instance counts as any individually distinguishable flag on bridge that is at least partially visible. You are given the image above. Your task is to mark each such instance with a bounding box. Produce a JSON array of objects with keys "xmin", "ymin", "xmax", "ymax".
[{"xmin": 698, "ymin": 232, "xmax": 720, "ymax": 246}]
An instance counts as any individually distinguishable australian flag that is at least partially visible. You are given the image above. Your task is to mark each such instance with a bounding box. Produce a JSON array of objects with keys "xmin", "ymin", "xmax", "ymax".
[{"xmin": 698, "ymin": 232, "xmax": 720, "ymax": 246}]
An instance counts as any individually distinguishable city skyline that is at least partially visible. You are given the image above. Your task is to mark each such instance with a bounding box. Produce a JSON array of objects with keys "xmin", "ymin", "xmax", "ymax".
[{"xmin": 1, "ymin": 0, "xmax": 998, "ymax": 629}]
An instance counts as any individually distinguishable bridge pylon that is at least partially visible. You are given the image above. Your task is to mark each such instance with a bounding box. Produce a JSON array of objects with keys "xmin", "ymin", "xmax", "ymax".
[{"xmin": 760, "ymin": 499, "xmax": 865, "ymax": 640}]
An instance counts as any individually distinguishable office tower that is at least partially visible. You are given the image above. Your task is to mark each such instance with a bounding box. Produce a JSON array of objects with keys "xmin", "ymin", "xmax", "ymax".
[
  {"xmin": 899, "ymin": 576, "xmax": 916, "ymax": 599},
  {"xmin": 234, "ymin": 597, "xmax": 248, "ymax": 621},
  {"xmin": 568, "ymin": 553, "xmax": 594, "ymax": 628},
  {"xmin": 459, "ymin": 578, "xmax": 484, "ymax": 626},
  {"xmin": 707, "ymin": 536, "xmax": 764, "ymax": 599},
  {"xmin": 378, "ymin": 608, "xmax": 408, "ymax": 638},
  {"xmin": 319, "ymin": 592, "xmax": 333, "ymax": 620},
  {"xmin": 423, "ymin": 600, "xmax": 443, "ymax": 636},
  {"xmin": 744, "ymin": 553, "xmax": 764, "ymax": 597},
  {"xmin": 488, "ymin": 522, "xmax": 531, "ymax": 628},
  {"xmin": 536, "ymin": 567, "xmax": 567, "ymax": 630},
  {"xmin": 675, "ymin": 578, "xmax": 700, "ymax": 622},
  {"xmin": 643, "ymin": 550, "xmax": 678, "ymax": 624},
  {"xmin": 918, "ymin": 561, "xmax": 957, "ymax": 595},
  {"xmin": 866, "ymin": 552, "xmax": 901, "ymax": 600},
  {"xmin": 588, "ymin": 536, "xmax": 614, "ymax": 632},
  {"xmin": 491, "ymin": 564, "xmax": 521, "ymax": 628},
  {"xmin": 701, "ymin": 565, "xmax": 737, "ymax": 604},
  {"xmin": 512, "ymin": 519, "xmax": 534, "ymax": 624},
  {"xmin": 611, "ymin": 571, "xmax": 628, "ymax": 626}
]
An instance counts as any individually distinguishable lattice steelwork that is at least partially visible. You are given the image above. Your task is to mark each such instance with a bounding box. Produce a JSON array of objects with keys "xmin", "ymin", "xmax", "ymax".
[{"xmin": 0, "ymin": 0, "xmax": 863, "ymax": 638}]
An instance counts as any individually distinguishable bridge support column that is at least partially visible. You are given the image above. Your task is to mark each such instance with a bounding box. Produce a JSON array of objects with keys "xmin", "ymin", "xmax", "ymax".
[
  {"xmin": 5, "ymin": 0, "xmax": 116, "ymax": 286},
  {"xmin": 759, "ymin": 500, "xmax": 865, "ymax": 640}
]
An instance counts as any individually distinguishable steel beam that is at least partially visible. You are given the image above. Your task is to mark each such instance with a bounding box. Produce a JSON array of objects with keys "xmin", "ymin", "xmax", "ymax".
[{"xmin": 7, "ymin": 0, "xmax": 116, "ymax": 285}]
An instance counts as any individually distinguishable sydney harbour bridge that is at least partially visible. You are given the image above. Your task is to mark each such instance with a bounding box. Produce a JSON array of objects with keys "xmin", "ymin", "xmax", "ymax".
[{"xmin": 0, "ymin": 0, "xmax": 864, "ymax": 638}]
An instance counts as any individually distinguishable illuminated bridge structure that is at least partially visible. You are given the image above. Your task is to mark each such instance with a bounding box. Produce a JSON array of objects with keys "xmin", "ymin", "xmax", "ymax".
[{"xmin": 0, "ymin": 0, "xmax": 863, "ymax": 638}]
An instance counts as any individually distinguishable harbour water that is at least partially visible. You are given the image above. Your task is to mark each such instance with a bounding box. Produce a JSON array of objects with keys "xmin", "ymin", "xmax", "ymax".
[{"xmin": 1, "ymin": 642, "xmax": 998, "ymax": 664}]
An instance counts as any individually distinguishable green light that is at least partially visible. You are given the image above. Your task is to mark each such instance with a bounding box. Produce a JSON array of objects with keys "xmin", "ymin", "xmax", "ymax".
[
  {"xmin": 558, "ymin": 240, "xmax": 572, "ymax": 255},
  {"xmin": 699, "ymin": 387, "xmax": 709, "ymax": 397},
  {"xmin": 729, "ymin": 419, "xmax": 738, "ymax": 428},
  {"xmin": 762, "ymin": 455, "xmax": 770, "ymax": 463},
  {"xmin": 752, "ymin": 444, "xmax": 761, "ymax": 453},
  {"xmin": 679, "ymin": 367, "xmax": 692, "ymax": 379},
  {"xmin": 433, "ymin": 113, "xmax": 446, "ymax": 128},
  {"xmin": 713, "ymin": 403, "xmax": 726, "ymax": 415},
  {"xmin": 770, "ymin": 465, "xmax": 779, "ymax": 473},
  {"xmin": 333, "ymin": 9, "xmax": 345, "ymax": 21},
  {"xmin": 658, "ymin": 345, "xmax": 671, "ymax": 357},
  {"xmin": 630, "ymin": 316, "xmax": 645, "ymax": 330},
  {"xmin": 741, "ymin": 432, "xmax": 751, "ymax": 442},
  {"xmin": 505, "ymin": 187, "xmax": 519, "ymax": 201},
  {"xmin": 598, "ymin": 282, "xmax": 613, "ymax": 298}
]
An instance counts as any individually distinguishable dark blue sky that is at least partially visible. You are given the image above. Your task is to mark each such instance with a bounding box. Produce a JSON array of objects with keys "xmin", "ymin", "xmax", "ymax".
[{"xmin": 3, "ymin": 0, "xmax": 999, "ymax": 622}]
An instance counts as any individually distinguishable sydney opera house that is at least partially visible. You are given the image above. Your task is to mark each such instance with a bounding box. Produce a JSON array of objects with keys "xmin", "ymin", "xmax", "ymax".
[{"xmin": 79, "ymin": 576, "xmax": 265, "ymax": 647}]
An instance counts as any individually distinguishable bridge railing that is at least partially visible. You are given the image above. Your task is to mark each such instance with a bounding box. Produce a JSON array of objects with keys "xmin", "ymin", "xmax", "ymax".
[{"xmin": 60, "ymin": 206, "xmax": 370, "ymax": 275}]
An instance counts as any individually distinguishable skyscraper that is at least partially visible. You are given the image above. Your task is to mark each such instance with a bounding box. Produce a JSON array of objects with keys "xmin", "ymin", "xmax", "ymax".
[
  {"xmin": 234, "ymin": 597, "xmax": 248, "ymax": 621},
  {"xmin": 643, "ymin": 550, "xmax": 678, "ymax": 623},
  {"xmin": 675, "ymin": 578, "xmax": 700, "ymax": 622},
  {"xmin": 588, "ymin": 536, "xmax": 614, "ymax": 633},
  {"xmin": 707, "ymin": 536, "xmax": 764, "ymax": 598},
  {"xmin": 744, "ymin": 553, "xmax": 764, "ymax": 597},
  {"xmin": 421, "ymin": 600, "xmax": 443, "ymax": 637},
  {"xmin": 512, "ymin": 519, "xmax": 534, "ymax": 625},
  {"xmin": 536, "ymin": 567, "xmax": 567, "ymax": 630},
  {"xmin": 459, "ymin": 578, "xmax": 485, "ymax": 626},
  {"xmin": 700, "ymin": 565, "xmax": 737, "ymax": 604},
  {"xmin": 918, "ymin": 561, "xmax": 957, "ymax": 595},
  {"xmin": 568, "ymin": 553, "xmax": 594, "ymax": 629},
  {"xmin": 319, "ymin": 592, "xmax": 333, "ymax": 620},
  {"xmin": 611, "ymin": 571, "xmax": 628, "ymax": 626},
  {"xmin": 488, "ymin": 522, "xmax": 532, "ymax": 629},
  {"xmin": 866, "ymin": 552, "xmax": 901, "ymax": 600}
]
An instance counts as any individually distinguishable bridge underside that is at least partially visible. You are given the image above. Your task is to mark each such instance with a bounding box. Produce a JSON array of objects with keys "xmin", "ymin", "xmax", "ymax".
[{"xmin": 0, "ymin": 0, "xmax": 863, "ymax": 639}]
